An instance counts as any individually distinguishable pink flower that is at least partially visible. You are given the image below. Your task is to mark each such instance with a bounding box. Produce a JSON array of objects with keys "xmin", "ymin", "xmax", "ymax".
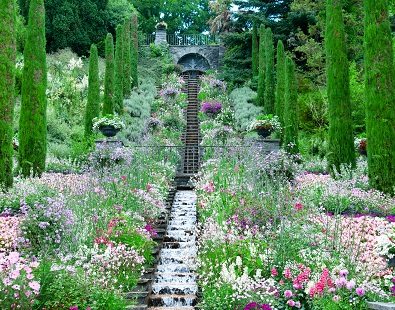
[
  {"xmin": 8, "ymin": 252, "xmax": 20, "ymax": 265},
  {"xmin": 339, "ymin": 269, "xmax": 348, "ymax": 277},
  {"xmin": 294, "ymin": 202, "xmax": 303, "ymax": 211},
  {"xmin": 287, "ymin": 300, "xmax": 296, "ymax": 307},
  {"xmin": 333, "ymin": 295, "xmax": 341, "ymax": 302},
  {"xmin": 25, "ymin": 290, "xmax": 32, "ymax": 297},
  {"xmin": 284, "ymin": 268, "xmax": 292, "ymax": 279},
  {"xmin": 271, "ymin": 267, "xmax": 278, "ymax": 277},
  {"xmin": 28, "ymin": 281, "xmax": 40, "ymax": 292},
  {"xmin": 284, "ymin": 290, "xmax": 293, "ymax": 298},
  {"xmin": 356, "ymin": 287, "xmax": 365, "ymax": 296},
  {"xmin": 10, "ymin": 269, "xmax": 20, "ymax": 279},
  {"xmin": 26, "ymin": 273, "xmax": 34, "ymax": 280},
  {"xmin": 346, "ymin": 279, "xmax": 356, "ymax": 290},
  {"xmin": 2, "ymin": 278, "xmax": 11, "ymax": 286},
  {"xmin": 203, "ymin": 181, "xmax": 215, "ymax": 193},
  {"xmin": 335, "ymin": 277, "xmax": 347, "ymax": 288},
  {"xmin": 12, "ymin": 284, "xmax": 20, "ymax": 290}
]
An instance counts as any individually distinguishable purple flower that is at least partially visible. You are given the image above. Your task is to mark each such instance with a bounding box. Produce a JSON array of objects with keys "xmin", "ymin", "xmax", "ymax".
[
  {"xmin": 355, "ymin": 287, "xmax": 365, "ymax": 297},
  {"xmin": 244, "ymin": 303, "xmax": 272, "ymax": 310},
  {"xmin": 386, "ymin": 215, "xmax": 395, "ymax": 222},
  {"xmin": 201, "ymin": 101, "xmax": 222, "ymax": 115},
  {"xmin": 284, "ymin": 290, "xmax": 293, "ymax": 298}
]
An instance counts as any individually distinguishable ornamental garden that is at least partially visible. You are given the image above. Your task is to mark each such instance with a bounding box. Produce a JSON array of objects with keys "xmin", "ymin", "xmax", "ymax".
[{"xmin": 0, "ymin": 0, "xmax": 394, "ymax": 309}]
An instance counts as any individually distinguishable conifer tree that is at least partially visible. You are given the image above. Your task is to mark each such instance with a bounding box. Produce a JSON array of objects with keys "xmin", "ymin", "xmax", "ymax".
[
  {"xmin": 103, "ymin": 33, "xmax": 115, "ymax": 115},
  {"xmin": 275, "ymin": 40, "xmax": 286, "ymax": 129},
  {"xmin": 252, "ymin": 24, "xmax": 259, "ymax": 77},
  {"xmin": 114, "ymin": 25, "xmax": 124, "ymax": 114},
  {"xmin": 19, "ymin": 0, "xmax": 47, "ymax": 177},
  {"xmin": 84, "ymin": 44, "xmax": 100, "ymax": 136},
  {"xmin": 364, "ymin": 0, "xmax": 395, "ymax": 194},
  {"xmin": 284, "ymin": 57, "xmax": 299, "ymax": 154},
  {"xmin": 326, "ymin": 0, "xmax": 355, "ymax": 173},
  {"xmin": 131, "ymin": 13, "xmax": 139, "ymax": 88},
  {"xmin": 257, "ymin": 25, "xmax": 266, "ymax": 107},
  {"xmin": 0, "ymin": 0, "xmax": 16, "ymax": 188},
  {"xmin": 264, "ymin": 28, "xmax": 275, "ymax": 114},
  {"xmin": 122, "ymin": 20, "xmax": 132, "ymax": 97}
]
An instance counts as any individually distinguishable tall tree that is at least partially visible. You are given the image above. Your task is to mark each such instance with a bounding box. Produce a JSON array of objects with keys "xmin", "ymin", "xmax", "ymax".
[
  {"xmin": 122, "ymin": 19, "xmax": 132, "ymax": 97},
  {"xmin": 264, "ymin": 27, "xmax": 275, "ymax": 114},
  {"xmin": 326, "ymin": 0, "xmax": 355, "ymax": 172},
  {"xmin": 131, "ymin": 13, "xmax": 139, "ymax": 88},
  {"xmin": 0, "ymin": 0, "xmax": 16, "ymax": 188},
  {"xmin": 284, "ymin": 57, "xmax": 299, "ymax": 154},
  {"xmin": 275, "ymin": 40, "xmax": 286, "ymax": 130},
  {"xmin": 19, "ymin": 0, "xmax": 47, "ymax": 177},
  {"xmin": 103, "ymin": 33, "xmax": 115, "ymax": 115},
  {"xmin": 114, "ymin": 24, "xmax": 124, "ymax": 114},
  {"xmin": 257, "ymin": 25, "xmax": 266, "ymax": 107},
  {"xmin": 84, "ymin": 44, "xmax": 100, "ymax": 136},
  {"xmin": 364, "ymin": 0, "xmax": 395, "ymax": 194},
  {"xmin": 251, "ymin": 24, "xmax": 259, "ymax": 76}
]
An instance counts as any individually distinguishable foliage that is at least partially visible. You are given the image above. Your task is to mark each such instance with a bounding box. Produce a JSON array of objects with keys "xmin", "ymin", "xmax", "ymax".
[
  {"xmin": 264, "ymin": 27, "xmax": 275, "ymax": 114},
  {"xmin": 251, "ymin": 24, "xmax": 259, "ymax": 76},
  {"xmin": 103, "ymin": 33, "xmax": 115, "ymax": 115},
  {"xmin": 230, "ymin": 87, "xmax": 262, "ymax": 131},
  {"xmin": 325, "ymin": 0, "xmax": 355, "ymax": 173},
  {"xmin": 364, "ymin": 0, "xmax": 395, "ymax": 194},
  {"xmin": 19, "ymin": 0, "xmax": 47, "ymax": 177},
  {"xmin": 248, "ymin": 114, "xmax": 282, "ymax": 133},
  {"xmin": 257, "ymin": 25, "xmax": 266, "ymax": 107},
  {"xmin": 84, "ymin": 44, "xmax": 100, "ymax": 137},
  {"xmin": 275, "ymin": 40, "xmax": 286, "ymax": 134},
  {"xmin": 0, "ymin": 0, "xmax": 16, "ymax": 189},
  {"xmin": 131, "ymin": 13, "xmax": 139, "ymax": 88},
  {"xmin": 284, "ymin": 57, "xmax": 299, "ymax": 154},
  {"xmin": 92, "ymin": 114, "xmax": 125, "ymax": 131},
  {"xmin": 122, "ymin": 19, "xmax": 132, "ymax": 97},
  {"xmin": 114, "ymin": 24, "xmax": 124, "ymax": 114}
]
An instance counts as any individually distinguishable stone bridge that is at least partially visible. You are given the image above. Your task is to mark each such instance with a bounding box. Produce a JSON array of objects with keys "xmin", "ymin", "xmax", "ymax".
[{"xmin": 145, "ymin": 27, "xmax": 225, "ymax": 73}]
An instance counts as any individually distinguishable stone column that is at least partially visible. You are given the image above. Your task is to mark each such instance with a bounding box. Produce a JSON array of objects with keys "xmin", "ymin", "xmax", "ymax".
[{"xmin": 155, "ymin": 24, "xmax": 167, "ymax": 45}]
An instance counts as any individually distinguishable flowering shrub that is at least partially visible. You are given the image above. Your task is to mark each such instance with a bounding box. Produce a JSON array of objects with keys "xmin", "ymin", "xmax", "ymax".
[
  {"xmin": 92, "ymin": 115, "xmax": 125, "ymax": 131},
  {"xmin": 19, "ymin": 197, "xmax": 75, "ymax": 254},
  {"xmin": 248, "ymin": 114, "xmax": 282, "ymax": 132},
  {"xmin": 0, "ymin": 216, "xmax": 22, "ymax": 252},
  {"xmin": 201, "ymin": 101, "xmax": 222, "ymax": 115},
  {"xmin": 0, "ymin": 252, "xmax": 40, "ymax": 309}
]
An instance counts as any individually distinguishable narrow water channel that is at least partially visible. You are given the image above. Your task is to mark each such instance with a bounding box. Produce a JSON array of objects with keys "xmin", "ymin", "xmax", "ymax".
[{"xmin": 149, "ymin": 190, "xmax": 198, "ymax": 309}]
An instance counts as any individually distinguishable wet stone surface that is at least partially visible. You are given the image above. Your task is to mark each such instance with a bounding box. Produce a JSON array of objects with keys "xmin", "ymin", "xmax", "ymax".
[{"xmin": 150, "ymin": 191, "xmax": 198, "ymax": 308}]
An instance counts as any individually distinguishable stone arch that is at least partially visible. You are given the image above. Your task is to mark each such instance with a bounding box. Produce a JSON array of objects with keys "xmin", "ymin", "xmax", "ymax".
[{"xmin": 177, "ymin": 53, "xmax": 211, "ymax": 72}]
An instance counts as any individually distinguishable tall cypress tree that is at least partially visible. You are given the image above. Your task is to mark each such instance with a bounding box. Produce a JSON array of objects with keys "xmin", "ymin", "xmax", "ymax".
[
  {"xmin": 326, "ymin": 0, "xmax": 355, "ymax": 173},
  {"xmin": 252, "ymin": 24, "xmax": 259, "ymax": 77},
  {"xmin": 103, "ymin": 33, "xmax": 115, "ymax": 115},
  {"xmin": 131, "ymin": 13, "xmax": 139, "ymax": 88},
  {"xmin": 284, "ymin": 57, "xmax": 299, "ymax": 154},
  {"xmin": 19, "ymin": 0, "xmax": 47, "ymax": 177},
  {"xmin": 364, "ymin": 0, "xmax": 395, "ymax": 194},
  {"xmin": 122, "ymin": 20, "xmax": 132, "ymax": 97},
  {"xmin": 84, "ymin": 44, "xmax": 100, "ymax": 136},
  {"xmin": 275, "ymin": 40, "xmax": 286, "ymax": 130},
  {"xmin": 264, "ymin": 27, "xmax": 275, "ymax": 114},
  {"xmin": 114, "ymin": 25, "xmax": 124, "ymax": 114},
  {"xmin": 0, "ymin": 0, "xmax": 16, "ymax": 188},
  {"xmin": 257, "ymin": 25, "xmax": 266, "ymax": 107}
]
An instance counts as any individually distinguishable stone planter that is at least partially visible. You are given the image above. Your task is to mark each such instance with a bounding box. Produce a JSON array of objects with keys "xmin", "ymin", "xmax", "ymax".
[
  {"xmin": 256, "ymin": 128, "xmax": 272, "ymax": 138},
  {"xmin": 99, "ymin": 125, "xmax": 120, "ymax": 137}
]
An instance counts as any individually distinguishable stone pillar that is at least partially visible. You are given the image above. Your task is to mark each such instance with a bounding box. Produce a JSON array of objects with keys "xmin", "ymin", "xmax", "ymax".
[{"xmin": 155, "ymin": 24, "xmax": 167, "ymax": 45}]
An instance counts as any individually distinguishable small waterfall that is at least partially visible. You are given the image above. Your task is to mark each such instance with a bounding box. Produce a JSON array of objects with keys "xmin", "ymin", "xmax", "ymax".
[{"xmin": 149, "ymin": 190, "xmax": 198, "ymax": 309}]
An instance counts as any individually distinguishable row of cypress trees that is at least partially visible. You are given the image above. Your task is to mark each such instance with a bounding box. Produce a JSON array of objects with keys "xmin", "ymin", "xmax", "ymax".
[
  {"xmin": 326, "ymin": 0, "xmax": 395, "ymax": 194},
  {"xmin": 0, "ymin": 0, "xmax": 139, "ymax": 188},
  {"xmin": 252, "ymin": 0, "xmax": 395, "ymax": 194},
  {"xmin": 253, "ymin": 26, "xmax": 299, "ymax": 154},
  {"xmin": 84, "ymin": 12, "xmax": 140, "ymax": 137}
]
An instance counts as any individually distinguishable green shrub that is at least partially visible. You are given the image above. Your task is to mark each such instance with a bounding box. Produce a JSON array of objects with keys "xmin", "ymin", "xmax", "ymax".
[
  {"xmin": 103, "ymin": 33, "xmax": 115, "ymax": 115},
  {"xmin": 19, "ymin": 0, "xmax": 47, "ymax": 177},
  {"xmin": 230, "ymin": 87, "xmax": 262, "ymax": 131},
  {"xmin": 0, "ymin": 0, "xmax": 16, "ymax": 188}
]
